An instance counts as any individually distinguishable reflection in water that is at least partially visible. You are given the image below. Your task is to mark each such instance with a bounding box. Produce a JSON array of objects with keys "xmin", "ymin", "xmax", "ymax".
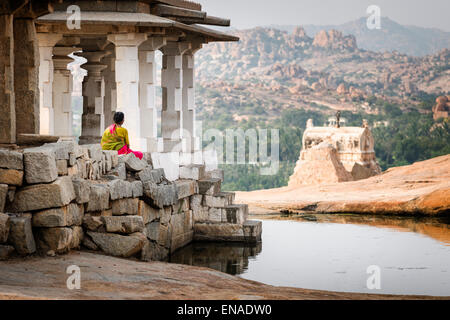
[
  {"xmin": 170, "ymin": 242, "xmax": 262, "ymax": 275},
  {"xmin": 263, "ymin": 214, "xmax": 450, "ymax": 246},
  {"xmin": 171, "ymin": 215, "xmax": 450, "ymax": 296}
]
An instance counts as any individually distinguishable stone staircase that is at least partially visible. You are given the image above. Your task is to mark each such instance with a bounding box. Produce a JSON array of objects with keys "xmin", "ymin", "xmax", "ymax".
[{"xmin": 179, "ymin": 164, "xmax": 262, "ymax": 243}]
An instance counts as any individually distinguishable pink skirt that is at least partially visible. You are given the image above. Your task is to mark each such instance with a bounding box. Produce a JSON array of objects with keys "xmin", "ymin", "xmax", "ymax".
[{"xmin": 118, "ymin": 144, "xmax": 143, "ymax": 160}]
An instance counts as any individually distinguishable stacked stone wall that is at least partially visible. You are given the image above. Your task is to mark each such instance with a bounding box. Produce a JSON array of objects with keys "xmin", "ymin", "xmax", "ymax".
[{"xmin": 0, "ymin": 140, "xmax": 261, "ymax": 261}]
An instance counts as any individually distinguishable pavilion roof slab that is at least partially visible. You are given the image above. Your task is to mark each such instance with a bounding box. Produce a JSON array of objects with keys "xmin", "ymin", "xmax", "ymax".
[
  {"xmin": 37, "ymin": 11, "xmax": 239, "ymax": 42},
  {"xmin": 37, "ymin": 11, "xmax": 175, "ymax": 27}
]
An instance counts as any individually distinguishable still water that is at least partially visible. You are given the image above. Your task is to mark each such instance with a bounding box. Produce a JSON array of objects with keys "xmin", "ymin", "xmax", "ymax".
[{"xmin": 170, "ymin": 215, "xmax": 450, "ymax": 296}]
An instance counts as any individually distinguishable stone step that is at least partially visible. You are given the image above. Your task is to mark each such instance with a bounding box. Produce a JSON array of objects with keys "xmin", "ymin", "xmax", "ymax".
[
  {"xmin": 175, "ymin": 179, "xmax": 198, "ymax": 200},
  {"xmin": 203, "ymin": 192, "xmax": 235, "ymax": 208},
  {"xmin": 220, "ymin": 191, "xmax": 235, "ymax": 204},
  {"xmin": 204, "ymin": 169, "xmax": 224, "ymax": 182},
  {"xmin": 179, "ymin": 164, "xmax": 205, "ymax": 180},
  {"xmin": 198, "ymin": 178, "xmax": 221, "ymax": 196},
  {"xmin": 243, "ymin": 220, "xmax": 262, "ymax": 243},
  {"xmin": 193, "ymin": 219, "xmax": 262, "ymax": 243},
  {"xmin": 223, "ymin": 204, "xmax": 248, "ymax": 225}
]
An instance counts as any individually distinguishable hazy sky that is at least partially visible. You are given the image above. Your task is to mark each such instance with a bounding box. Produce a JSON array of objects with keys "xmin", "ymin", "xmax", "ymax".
[{"xmin": 200, "ymin": 0, "xmax": 450, "ymax": 31}]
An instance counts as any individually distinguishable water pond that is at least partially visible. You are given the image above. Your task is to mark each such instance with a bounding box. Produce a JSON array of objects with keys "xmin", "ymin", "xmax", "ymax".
[{"xmin": 170, "ymin": 214, "xmax": 450, "ymax": 296}]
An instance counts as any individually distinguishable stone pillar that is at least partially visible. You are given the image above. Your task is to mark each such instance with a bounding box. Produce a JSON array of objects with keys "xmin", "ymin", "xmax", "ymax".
[
  {"xmin": 53, "ymin": 46, "xmax": 77, "ymax": 137},
  {"xmin": 182, "ymin": 43, "xmax": 202, "ymax": 152},
  {"xmin": 160, "ymin": 42, "xmax": 191, "ymax": 152},
  {"xmin": 77, "ymin": 49, "xmax": 107, "ymax": 144},
  {"xmin": 37, "ymin": 33, "xmax": 63, "ymax": 135},
  {"xmin": 0, "ymin": 14, "xmax": 15, "ymax": 144},
  {"xmin": 138, "ymin": 37, "xmax": 166, "ymax": 152},
  {"xmin": 13, "ymin": 18, "xmax": 40, "ymax": 137},
  {"xmin": 107, "ymin": 33, "xmax": 147, "ymax": 150},
  {"xmin": 102, "ymin": 44, "xmax": 116, "ymax": 130}
]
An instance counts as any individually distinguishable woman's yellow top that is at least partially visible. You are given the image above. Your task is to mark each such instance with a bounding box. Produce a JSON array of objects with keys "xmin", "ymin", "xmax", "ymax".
[{"xmin": 101, "ymin": 124, "xmax": 130, "ymax": 151}]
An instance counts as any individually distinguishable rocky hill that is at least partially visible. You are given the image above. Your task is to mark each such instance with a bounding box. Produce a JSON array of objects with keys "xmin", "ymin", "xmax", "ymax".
[
  {"xmin": 270, "ymin": 17, "xmax": 450, "ymax": 57},
  {"xmin": 237, "ymin": 154, "xmax": 450, "ymax": 216},
  {"xmin": 196, "ymin": 26, "xmax": 449, "ymax": 120}
]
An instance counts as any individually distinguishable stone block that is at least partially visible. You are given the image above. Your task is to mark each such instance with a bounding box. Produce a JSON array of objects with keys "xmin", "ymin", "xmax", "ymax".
[
  {"xmin": 111, "ymin": 198, "xmax": 139, "ymax": 215},
  {"xmin": 84, "ymin": 144, "xmax": 102, "ymax": 161},
  {"xmin": 198, "ymin": 178, "xmax": 221, "ymax": 196},
  {"xmin": 108, "ymin": 162, "xmax": 126, "ymax": 180},
  {"xmin": 0, "ymin": 168, "xmax": 23, "ymax": 186},
  {"xmin": 160, "ymin": 206, "xmax": 172, "ymax": 225},
  {"xmin": 82, "ymin": 236, "xmax": 98, "ymax": 251},
  {"xmin": 141, "ymin": 240, "xmax": 169, "ymax": 261},
  {"xmin": 179, "ymin": 164, "xmax": 205, "ymax": 180},
  {"xmin": 190, "ymin": 194, "xmax": 208, "ymax": 222},
  {"xmin": 131, "ymin": 181, "xmax": 143, "ymax": 198},
  {"xmin": 119, "ymin": 153, "xmax": 147, "ymax": 172},
  {"xmin": 111, "ymin": 151, "xmax": 119, "ymax": 168},
  {"xmin": 208, "ymin": 207, "xmax": 222, "ymax": 223},
  {"xmin": 0, "ymin": 184, "xmax": 7, "ymax": 212},
  {"xmin": 243, "ymin": 220, "xmax": 262, "ymax": 243},
  {"xmin": 72, "ymin": 177, "xmax": 90, "ymax": 204},
  {"xmin": 36, "ymin": 227, "xmax": 73, "ymax": 254},
  {"xmin": 10, "ymin": 176, "xmax": 76, "ymax": 212},
  {"xmin": 170, "ymin": 212, "xmax": 185, "ymax": 237},
  {"xmin": 87, "ymin": 231, "xmax": 146, "ymax": 257},
  {"xmin": 82, "ymin": 214, "xmax": 104, "ymax": 231},
  {"xmin": 43, "ymin": 141, "xmax": 75, "ymax": 160},
  {"xmin": 204, "ymin": 192, "xmax": 234, "ymax": 207},
  {"xmin": 175, "ymin": 180, "xmax": 198, "ymax": 200},
  {"xmin": 145, "ymin": 221, "xmax": 160, "ymax": 241},
  {"xmin": 103, "ymin": 150, "xmax": 118, "ymax": 170},
  {"xmin": 74, "ymin": 144, "xmax": 86, "ymax": 158},
  {"xmin": 23, "ymin": 147, "xmax": 58, "ymax": 184},
  {"xmin": 56, "ymin": 159, "xmax": 68, "ymax": 175},
  {"xmin": 138, "ymin": 200, "xmax": 160, "ymax": 224},
  {"xmin": 170, "ymin": 230, "xmax": 193, "ymax": 252},
  {"xmin": 137, "ymin": 166, "xmax": 164, "ymax": 184},
  {"xmin": 85, "ymin": 184, "xmax": 110, "ymax": 212},
  {"xmin": 108, "ymin": 179, "xmax": 133, "ymax": 200},
  {"xmin": 7, "ymin": 186, "xmax": 15, "ymax": 203},
  {"xmin": 0, "ymin": 213, "xmax": 10, "ymax": 243},
  {"xmin": 70, "ymin": 226, "xmax": 84, "ymax": 249},
  {"xmin": 69, "ymin": 152, "xmax": 76, "ymax": 166},
  {"xmin": 76, "ymin": 159, "xmax": 87, "ymax": 178},
  {"xmin": 193, "ymin": 223, "xmax": 245, "ymax": 242},
  {"xmin": 172, "ymin": 197, "xmax": 189, "ymax": 214},
  {"xmin": 157, "ymin": 223, "xmax": 171, "ymax": 248},
  {"xmin": 32, "ymin": 203, "xmax": 83, "ymax": 227},
  {"xmin": 0, "ymin": 245, "xmax": 14, "ymax": 260},
  {"xmin": 221, "ymin": 191, "xmax": 235, "ymax": 203},
  {"xmin": 0, "ymin": 149, "xmax": 23, "ymax": 170},
  {"xmin": 224, "ymin": 204, "xmax": 248, "ymax": 225},
  {"xmin": 8, "ymin": 215, "xmax": 36, "ymax": 255},
  {"xmin": 204, "ymin": 169, "xmax": 224, "ymax": 182},
  {"xmin": 143, "ymin": 182, "xmax": 177, "ymax": 208},
  {"xmin": 101, "ymin": 154, "xmax": 107, "ymax": 175},
  {"xmin": 102, "ymin": 215, "xmax": 144, "ymax": 234},
  {"xmin": 185, "ymin": 210, "xmax": 193, "ymax": 232}
]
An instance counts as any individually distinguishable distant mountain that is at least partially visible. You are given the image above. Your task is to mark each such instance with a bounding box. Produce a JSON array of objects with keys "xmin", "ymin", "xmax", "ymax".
[
  {"xmin": 195, "ymin": 26, "xmax": 449, "ymax": 121},
  {"xmin": 269, "ymin": 17, "xmax": 450, "ymax": 57}
]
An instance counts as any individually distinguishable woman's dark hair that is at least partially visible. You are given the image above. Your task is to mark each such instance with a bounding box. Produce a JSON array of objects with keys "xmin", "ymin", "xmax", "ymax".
[{"xmin": 113, "ymin": 112, "xmax": 124, "ymax": 124}]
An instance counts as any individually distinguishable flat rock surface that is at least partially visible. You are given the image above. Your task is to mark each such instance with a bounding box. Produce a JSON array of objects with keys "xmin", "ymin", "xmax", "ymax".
[
  {"xmin": 237, "ymin": 155, "xmax": 450, "ymax": 215},
  {"xmin": 0, "ymin": 251, "xmax": 443, "ymax": 300}
]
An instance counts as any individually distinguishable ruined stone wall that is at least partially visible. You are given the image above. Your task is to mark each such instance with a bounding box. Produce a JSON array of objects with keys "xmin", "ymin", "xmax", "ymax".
[{"xmin": 0, "ymin": 140, "xmax": 261, "ymax": 261}]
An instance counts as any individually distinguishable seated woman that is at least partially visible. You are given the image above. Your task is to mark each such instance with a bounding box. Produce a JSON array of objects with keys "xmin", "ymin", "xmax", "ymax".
[{"xmin": 101, "ymin": 111, "xmax": 143, "ymax": 160}]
